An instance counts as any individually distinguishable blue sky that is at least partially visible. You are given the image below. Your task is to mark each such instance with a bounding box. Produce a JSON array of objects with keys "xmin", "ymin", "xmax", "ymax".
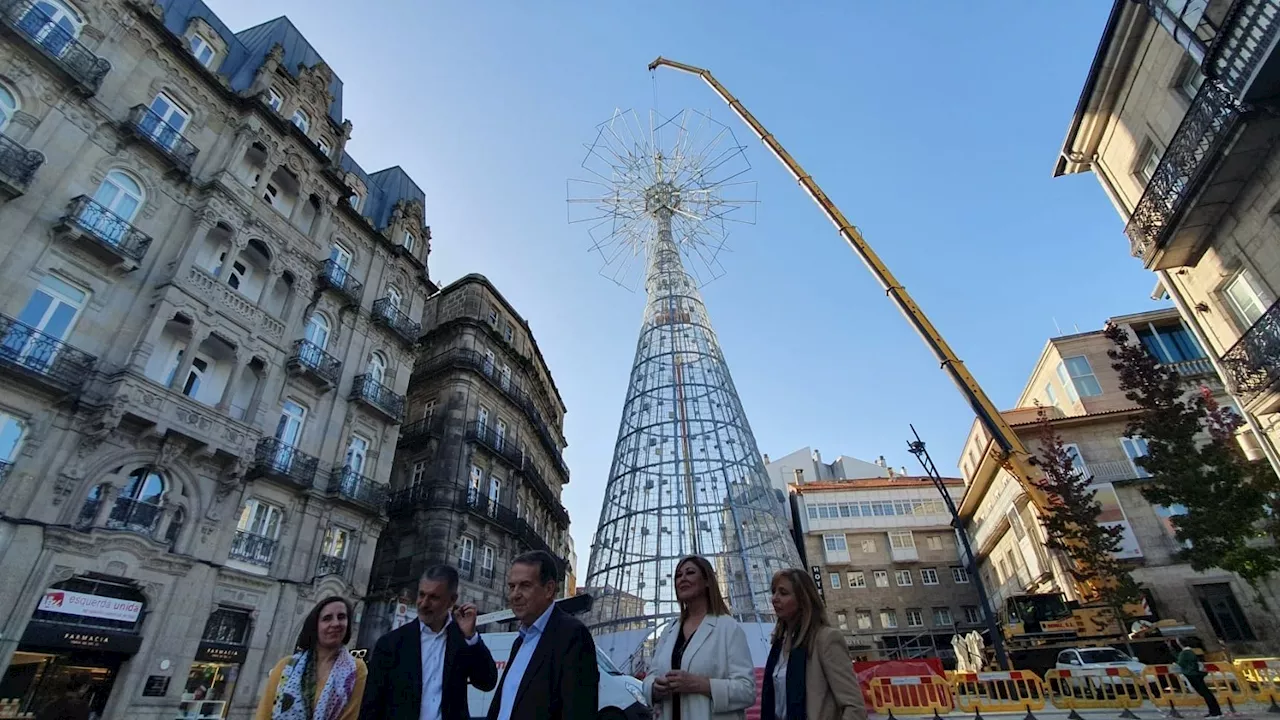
[{"xmin": 209, "ymin": 0, "xmax": 1158, "ymax": 578}]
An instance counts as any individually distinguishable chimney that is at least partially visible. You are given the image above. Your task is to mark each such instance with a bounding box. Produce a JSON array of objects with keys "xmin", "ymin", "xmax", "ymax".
[
  {"xmin": 763, "ymin": 453, "xmax": 771, "ymax": 465},
  {"xmin": 875, "ymin": 455, "xmax": 887, "ymax": 468},
  {"xmin": 812, "ymin": 448, "xmax": 822, "ymax": 465},
  {"xmin": 900, "ymin": 466, "xmax": 909, "ymax": 476},
  {"xmin": 886, "ymin": 466, "xmax": 895, "ymax": 478},
  {"xmin": 793, "ymin": 469, "xmax": 804, "ymax": 484}
]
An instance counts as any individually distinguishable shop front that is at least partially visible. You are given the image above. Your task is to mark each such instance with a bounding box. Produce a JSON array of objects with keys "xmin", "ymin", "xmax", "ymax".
[
  {"xmin": 178, "ymin": 606, "xmax": 252, "ymax": 720},
  {"xmin": 0, "ymin": 575, "xmax": 146, "ymax": 718}
]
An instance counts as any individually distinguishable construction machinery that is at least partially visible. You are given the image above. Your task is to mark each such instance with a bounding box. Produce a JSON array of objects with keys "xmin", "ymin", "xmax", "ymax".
[{"xmin": 646, "ymin": 58, "xmax": 1194, "ymax": 668}]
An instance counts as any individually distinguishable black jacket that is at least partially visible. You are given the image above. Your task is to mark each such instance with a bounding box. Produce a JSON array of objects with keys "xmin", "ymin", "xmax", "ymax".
[
  {"xmin": 762, "ymin": 638, "xmax": 809, "ymax": 720},
  {"xmin": 360, "ymin": 619, "xmax": 498, "ymax": 720},
  {"xmin": 486, "ymin": 606, "xmax": 599, "ymax": 720}
]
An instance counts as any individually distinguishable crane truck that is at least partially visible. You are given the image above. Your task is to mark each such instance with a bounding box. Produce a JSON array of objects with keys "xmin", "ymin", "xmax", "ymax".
[{"xmin": 647, "ymin": 58, "xmax": 1195, "ymax": 672}]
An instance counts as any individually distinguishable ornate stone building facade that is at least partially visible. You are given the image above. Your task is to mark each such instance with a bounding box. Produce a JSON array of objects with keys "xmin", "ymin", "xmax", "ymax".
[
  {"xmin": 362, "ymin": 275, "xmax": 571, "ymax": 642},
  {"xmin": 0, "ymin": 0, "xmax": 432, "ymax": 717}
]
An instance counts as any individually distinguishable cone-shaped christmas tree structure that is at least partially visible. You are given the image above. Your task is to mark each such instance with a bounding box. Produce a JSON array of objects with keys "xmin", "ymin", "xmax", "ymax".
[{"xmin": 570, "ymin": 110, "xmax": 801, "ymax": 648}]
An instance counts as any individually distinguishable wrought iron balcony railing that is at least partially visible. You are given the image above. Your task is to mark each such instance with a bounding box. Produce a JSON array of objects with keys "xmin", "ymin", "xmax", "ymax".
[
  {"xmin": 0, "ymin": 0, "xmax": 110, "ymax": 93},
  {"xmin": 519, "ymin": 461, "xmax": 570, "ymax": 526},
  {"xmin": 350, "ymin": 374, "xmax": 404, "ymax": 422},
  {"xmin": 126, "ymin": 105, "xmax": 198, "ymax": 173},
  {"xmin": 371, "ymin": 297, "xmax": 421, "ymax": 346},
  {"xmin": 387, "ymin": 482, "xmax": 452, "ymax": 515},
  {"xmin": 327, "ymin": 466, "xmax": 389, "ymax": 511},
  {"xmin": 230, "ymin": 530, "xmax": 277, "ymax": 567},
  {"xmin": 60, "ymin": 195, "xmax": 153, "ymax": 263},
  {"xmin": 466, "ymin": 420, "xmax": 524, "ymax": 468},
  {"xmin": 106, "ymin": 498, "xmax": 162, "ymax": 534},
  {"xmin": 1125, "ymin": 0, "xmax": 1280, "ymax": 264},
  {"xmin": 249, "ymin": 437, "xmax": 319, "ymax": 489},
  {"xmin": 416, "ymin": 348, "xmax": 570, "ymax": 479},
  {"xmin": 0, "ymin": 133, "xmax": 43, "ymax": 191},
  {"xmin": 318, "ymin": 554, "xmax": 347, "ymax": 577},
  {"xmin": 1220, "ymin": 297, "xmax": 1280, "ymax": 401},
  {"xmin": 317, "ymin": 259, "xmax": 364, "ymax": 307},
  {"xmin": 398, "ymin": 415, "xmax": 442, "ymax": 448},
  {"xmin": 0, "ymin": 313, "xmax": 96, "ymax": 392},
  {"xmin": 287, "ymin": 339, "xmax": 342, "ymax": 388}
]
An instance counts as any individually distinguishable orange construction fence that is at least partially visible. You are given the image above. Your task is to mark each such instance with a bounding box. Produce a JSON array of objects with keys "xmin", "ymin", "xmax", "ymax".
[
  {"xmin": 866, "ymin": 675, "xmax": 954, "ymax": 716},
  {"xmin": 1042, "ymin": 667, "xmax": 1144, "ymax": 709}
]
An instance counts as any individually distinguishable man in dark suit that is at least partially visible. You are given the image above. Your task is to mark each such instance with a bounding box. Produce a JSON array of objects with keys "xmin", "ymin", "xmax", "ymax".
[
  {"xmin": 489, "ymin": 550, "xmax": 599, "ymax": 720},
  {"xmin": 361, "ymin": 565, "xmax": 498, "ymax": 720}
]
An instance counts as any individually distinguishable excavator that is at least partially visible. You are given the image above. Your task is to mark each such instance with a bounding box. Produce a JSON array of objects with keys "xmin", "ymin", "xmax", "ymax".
[{"xmin": 646, "ymin": 58, "xmax": 1196, "ymax": 671}]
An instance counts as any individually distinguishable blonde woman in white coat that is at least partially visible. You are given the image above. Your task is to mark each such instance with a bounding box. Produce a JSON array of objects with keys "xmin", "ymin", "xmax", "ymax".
[{"xmin": 643, "ymin": 555, "xmax": 757, "ymax": 720}]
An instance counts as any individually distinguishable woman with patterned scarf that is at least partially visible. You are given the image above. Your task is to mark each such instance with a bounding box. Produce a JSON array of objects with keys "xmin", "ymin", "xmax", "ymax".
[{"xmin": 255, "ymin": 596, "xmax": 367, "ymax": 720}]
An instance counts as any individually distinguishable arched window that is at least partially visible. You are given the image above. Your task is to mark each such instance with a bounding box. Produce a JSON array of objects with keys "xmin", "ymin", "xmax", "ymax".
[
  {"xmin": 367, "ymin": 352, "xmax": 386, "ymax": 384},
  {"xmin": 305, "ymin": 313, "xmax": 331, "ymax": 350},
  {"xmin": 386, "ymin": 285, "xmax": 402, "ymax": 312},
  {"xmin": 109, "ymin": 467, "xmax": 166, "ymax": 533},
  {"xmin": 0, "ymin": 84, "xmax": 18, "ymax": 132},
  {"xmin": 290, "ymin": 109, "xmax": 310, "ymax": 134},
  {"xmin": 93, "ymin": 170, "xmax": 144, "ymax": 221},
  {"xmin": 19, "ymin": 0, "xmax": 82, "ymax": 58}
]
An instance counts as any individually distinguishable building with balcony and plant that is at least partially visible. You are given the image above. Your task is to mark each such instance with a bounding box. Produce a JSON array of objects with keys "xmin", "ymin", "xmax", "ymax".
[
  {"xmin": 957, "ymin": 308, "xmax": 1276, "ymax": 654},
  {"xmin": 0, "ymin": 1, "xmax": 435, "ymax": 717},
  {"xmin": 772, "ymin": 450, "xmax": 982, "ymax": 664},
  {"xmin": 1052, "ymin": 0, "xmax": 1280, "ymax": 488},
  {"xmin": 362, "ymin": 274, "xmax": 572, "ymax": 644}
]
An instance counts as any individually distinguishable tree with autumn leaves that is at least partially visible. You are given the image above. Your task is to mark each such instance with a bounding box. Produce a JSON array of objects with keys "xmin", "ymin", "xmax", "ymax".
[
  {"xmin": 1029, "ymin": 406, "xmax": 1143, "ymax": 626},
  {"xmin": 1103, "ymin": 324, "xmax": 1280, "ymax": 591}
]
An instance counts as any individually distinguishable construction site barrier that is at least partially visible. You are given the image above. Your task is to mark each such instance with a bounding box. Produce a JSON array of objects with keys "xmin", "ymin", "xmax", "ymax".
[
  {"xmin": 1141, "ymin": 663, "xmax": 1249, "ymax": 709},
  {"xmin": 1203, "ymin": 662, "xmax": 1252, "ymax": 709},
  {"xmin": 1042, "ymin": 667, "xmax": 1144, "ymax": 710},
  {"xmin": 866, "ymin": 675, "xmax": 954, "ymax": 716},
  {"xmin": 951, "ymin": 670, "xmax": 1047, "ymax": 714},
  {"xmin": 1235, "ymin": 658, "xmax": 1280, "ymax": 707}
]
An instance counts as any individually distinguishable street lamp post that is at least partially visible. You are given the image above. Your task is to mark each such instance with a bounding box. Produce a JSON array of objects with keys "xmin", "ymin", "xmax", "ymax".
[{"xmin": 907, "ymin": 425, "xmax": 1009, "ymax": 670}]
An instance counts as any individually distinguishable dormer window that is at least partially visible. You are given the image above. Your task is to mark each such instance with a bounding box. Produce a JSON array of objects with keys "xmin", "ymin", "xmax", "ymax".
[
  {"xmin": 266, "ymin": 88, "xmax": 283, "ymax": 112},
  {"xmin": 402, "ymin": 232, "xmax": 415, "ymax": 253},
  {"xmin": 188, "ymin": 33, "xmax": 215, "ymax": 67},
  {"xmin": 317, "ymin": 138, "xmax": 331, "ymax": 157},
  {"xmin": 290, "ymin": 109, "xmax": 310, "ymax": 134},
  {"xmin": 349, "ymin": 191, "xmax": 364, "ymax": 213}
]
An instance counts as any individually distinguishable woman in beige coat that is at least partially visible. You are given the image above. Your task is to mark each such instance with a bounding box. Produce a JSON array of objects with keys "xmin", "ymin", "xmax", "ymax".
[{"xmin": 761, "ymin": 569, "xmax": 867, "ymax": 720}]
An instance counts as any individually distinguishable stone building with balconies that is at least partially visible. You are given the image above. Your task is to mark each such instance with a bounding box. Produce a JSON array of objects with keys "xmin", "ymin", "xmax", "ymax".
[
  {"xmin": 1052, "ymin": 0, "xmax": 1280, "ymax": 485},
  {"xmin": 0, "ymin": 1, "xmax": 434, "ymax": 717},
  {"xmin": 363, "ymin": 274, "xmax": 570, "ymax": 642},
  {"xmin": 957, "ymin": 307, "xmax": 1278, "ymax": 653}
]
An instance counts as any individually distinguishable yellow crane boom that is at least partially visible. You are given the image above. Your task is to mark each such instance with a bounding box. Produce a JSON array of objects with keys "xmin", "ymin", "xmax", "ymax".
[{"xmin": 647, "ymin": 56, "xmax": 1051, "ymax": 516}]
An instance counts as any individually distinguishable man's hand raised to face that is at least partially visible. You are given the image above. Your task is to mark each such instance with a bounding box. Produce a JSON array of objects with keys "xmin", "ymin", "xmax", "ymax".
[{"xmin": 453, "ymin": 603, "xmax": 479, "ymax": 639}]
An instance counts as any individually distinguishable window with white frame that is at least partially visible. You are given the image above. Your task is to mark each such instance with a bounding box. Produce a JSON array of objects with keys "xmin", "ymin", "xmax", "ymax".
[
  {"xmin": 952, "ymin": 566, "xmax": 970, "ymax": 583},
  {"xmin": 1176, "ymin": 58, "xmax": 1205, "ymax": 100},
  {"xmin": 504, "ymin": 324, "xmax": 514, "ymax": 343},
  {"xmin": 861, "ymin": 538, "xmax": 876, "ymax": 553},
  {"xmin": 933, "ymin": 607, "xmax": 954, "ymax": 626},
  {"xmin": 349, "ymin": 190, "xmax": 364, "ymax": 212},
  {"xmin": 468, "ymin": 464, "xmax": 483, "ymax": 494},
  {"xmin": 880, "ymin": 609, "xmax": 898, "ymax": 629},
  {"xmin": 345, "ymin": 434, "xmax": 369, "ymax": 476},
  {"xmin": 317, "ymin": 138, "xmax": 331, "ymax": 157},
  {"xmin": 1044, "ymin": 382, "xmax": 1058, "ymax": 407},
  {"xmin": 0, "ymin": 83, "xmax": 16, "ymax": 132},
  {"xmin": 906, "ymin": 608, "xmax": 924, "ymax": 627},
  {"xmin": 927, "ymin": 536, "xmax": 943, "ymax": 551},
  {"xmin": 1063, "ymin": 443, "xmax": 1090, "ymax": 479},
  {"xmin": 459, "ymin": 536, "xmax": 474, "ymax": 572},
  {"xmin": 321, "ymin": 526, "xmax": 349, "ymax": 560},
  {"xmin": 856, "ymin": 610, "xmax": 873, "ymax": 630},
  {"xmin": 1225, "ymin": 272, "xmax": 1268, "ymax": 328},
  {"xmin": 477, "ymin": 405, "xmax": 489, "ymax": 431},
  {"xmin": 830, "ymin": 572, "xmax": 841, "ymax": 589},
  {"xmin": 847, "ymin": 571, "xmax": 866, "ymax": 588},
  {"xmin": 921, "ymin": 568, "xmax": 939, "ymax": 585},
  {"xmin": 964, "ymin": 606, "xmax": 982, "ymax": 624},
  {"xmin": 0, "ymin": 412, "xmax": 25, "ymax": 466},
  {"xmin": 290, "ymin": 109, "xmax": 310, "ymax": 134},
  {"xmin": 1057, "ymin": 356, "xmax": 1103, "ymax": 401},
  {"xmin": 238, "ymin": 498, "xmax": 282, "ymax": 539},
  {"xmin": 823, "ymin": 534, "xmax": 847, "ymax": 552},
  {"xmin": 837, "ymin": 612, "xmax": 848, "ymax": 630},
  {"xmin": 873, "ymin": 570, "xmax": 889, "ymax": 587},
  {"xmin": 488, "ymin": 309, "xmax": 499, "ymax": 326},
  {"xmin": 411, "ymin": 461, "xmax": 426, "ymax": 486},
  {"xmin": 895, "ymin": 570, "xmax": 913, "ymax": 586},
  {"xmin": 499, "ymin": 364, "xmax": 512, "ymax": 391},
  {"xmin": 1122, "ymin": 436, "xmax": 1152, "ymax": 478},
  {"xmin": 1137, "ymin": 142, "xmax": 1161, "ymax": 184},
  {"xmin": 422, "ymin": 397, "xmax": 438, "ymax": 421},
  {"xmin": 266, "ymin": 87, "xmax": 283, "ymax": 111},
  {"xmin": 403, "ymin": 231, "xmax": 415, "ymax": 253},
  {"xmin": 188, "ymin": 33, "xmax": 215, "ymax": 67},
  {"xmin": 1007, "ymin": 507, "xmax": 1027, "ymax": 540},
  {"xmin": 888, "ymin": 530, "xmax": 915, "ymax": 550},
  {"xmin": 481, "ymin": 545, "xmax": 495, "ymax": 579}
]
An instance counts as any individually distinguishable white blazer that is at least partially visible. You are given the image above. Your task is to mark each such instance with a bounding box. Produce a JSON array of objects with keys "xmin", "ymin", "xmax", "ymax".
[{"xmin": 642, "ymin": 614, "xmax": 758, "ymax": 720}]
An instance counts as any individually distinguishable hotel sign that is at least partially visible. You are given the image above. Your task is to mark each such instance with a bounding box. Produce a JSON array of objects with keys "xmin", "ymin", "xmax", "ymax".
[
  {"xmin": 38, "ymin": 589, "xmax": 142, "ymax": 623},
  {"xmin": 811, "ymin": 565, "xmax": 824, "ymax": 599}
]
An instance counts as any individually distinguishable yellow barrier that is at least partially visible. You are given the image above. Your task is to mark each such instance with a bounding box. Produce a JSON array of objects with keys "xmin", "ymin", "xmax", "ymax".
[
  {"xmin": 1203, "ymin": 661, "xmax": 1251, "ymax": 708},
  {"xmin": 866, "ymin": 675, "xmax": 954, "ymax": 716},
  {"xmin": 951, "ymin": 671, "xmax": 1047, "ymax": 714},
  {"xmin": 1042, "ymin": 667, "xmax": 1144, "ymax": 710},
  {"xmin": 1234, "ymin": 658, "xmax": 1280, "ymax": 706}
]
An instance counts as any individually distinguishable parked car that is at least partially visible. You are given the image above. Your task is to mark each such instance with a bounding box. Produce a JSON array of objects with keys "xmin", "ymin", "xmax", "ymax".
[
  {"xmin": 1055, "ymin": 646, "xmax": 1145, "ymax": 676},
  {"xmin": 467, "ymin": 631, "xmax": 650, "ymax": 720}
]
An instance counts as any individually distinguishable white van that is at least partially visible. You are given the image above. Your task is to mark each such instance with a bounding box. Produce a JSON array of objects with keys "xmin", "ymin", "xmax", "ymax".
[{"xmin": 467, "ymin": 631, "xmax": 649, "ymax": 720}]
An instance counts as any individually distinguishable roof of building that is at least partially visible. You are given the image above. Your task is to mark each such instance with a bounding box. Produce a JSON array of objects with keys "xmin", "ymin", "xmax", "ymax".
[
  {"xmin": 1052, "ymin": 0, "xmax": 1131, "ymax": 177},
  {"xmin": 153, "ymin": 0, "xmax": 425, "ymax": 233},
  {"xmin": 793, "ymin": 477, "xmax": 963, "ymax": 493}
]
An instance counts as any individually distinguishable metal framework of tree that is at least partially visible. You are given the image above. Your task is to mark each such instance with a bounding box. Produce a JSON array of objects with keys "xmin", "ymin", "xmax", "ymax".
[{"xmin": 569, "ymin": 110, "xmax": 800, "ymax": 643}]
